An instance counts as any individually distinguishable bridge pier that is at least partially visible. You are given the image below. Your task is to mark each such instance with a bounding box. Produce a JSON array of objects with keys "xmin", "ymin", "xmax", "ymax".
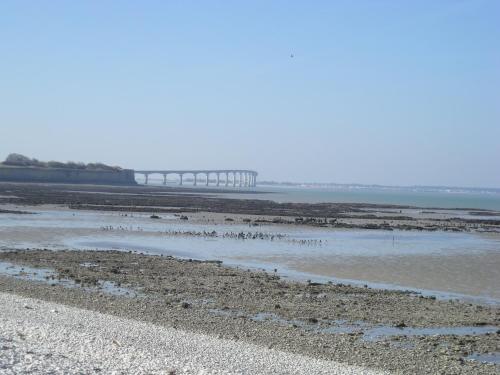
[{"xmin": 135, "ymin": 170, "xmax": 257, "ymax": 188}]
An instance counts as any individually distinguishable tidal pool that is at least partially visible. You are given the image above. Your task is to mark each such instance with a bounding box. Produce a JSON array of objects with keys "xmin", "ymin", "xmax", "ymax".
[
  {"xmin": 0, "ymin": 260, "xmax": 140, "ymax": 297},
  {"xmin": 1, "ymin": 205, "xmax": 499, "ymax": 304}
]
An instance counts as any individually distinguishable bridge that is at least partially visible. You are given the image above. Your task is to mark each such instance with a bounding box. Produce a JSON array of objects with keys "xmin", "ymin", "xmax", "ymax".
[{"xmin": 135, "ymin": 170, "xmax": 258, "ymax": 187}]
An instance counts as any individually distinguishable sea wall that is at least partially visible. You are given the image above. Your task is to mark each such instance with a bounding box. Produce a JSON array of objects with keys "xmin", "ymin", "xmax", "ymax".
[{"xmin": 0, "ymin": 166, "xmax": 136, "ymax": 185}]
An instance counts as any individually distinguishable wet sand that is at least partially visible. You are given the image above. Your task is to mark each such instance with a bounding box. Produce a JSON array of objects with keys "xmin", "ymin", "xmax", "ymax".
[
  {"xmin": 261, "ymin": 253, "xmax": 500, "ymax": 302},
  {"xmin": 1, "ymin": 183, "xmax": 500, "ymax": 373},
  {"xmin": 0, "ymin": 249, "xmax": 499, "ymax": 374},
  {"xmin": 1, "ymin": 182, "xmax": 499, "ymax": 233},
  {"xmin": 1, "ymin": 203, "xmax": 500, "ymax": 304}
]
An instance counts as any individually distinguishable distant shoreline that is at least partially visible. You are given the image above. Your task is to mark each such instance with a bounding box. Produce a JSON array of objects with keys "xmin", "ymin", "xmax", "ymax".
[
  {"xmin": 258, "ymin": 181, "xmax": 500, "ymax": 195},
  {"xmin": 0, "ymin": 166, "xmax": 136, "ymax": 186},
  {"xmin": 1, "ymin": 182, "xmax": 499, "ymax": 233}
]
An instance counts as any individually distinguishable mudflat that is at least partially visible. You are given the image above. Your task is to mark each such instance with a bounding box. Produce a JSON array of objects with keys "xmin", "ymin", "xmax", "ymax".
[
  {"xmin": 1, "ymin": 182, "xmax": 499, "ymax": 233},
  {"xmin": 1, "ymin": 249, "xmax": 499, "ymax": 374},
  {"xmin": 1, "ymin": 182, "xmax": 499, "ymax": 374}
]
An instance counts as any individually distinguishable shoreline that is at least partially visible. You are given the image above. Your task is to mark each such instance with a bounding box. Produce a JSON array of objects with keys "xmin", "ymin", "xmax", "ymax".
[
  {"xmin": 1, "ymin": 182, "xmax": 499, "ymax": 234},
  {"xmin": 1, "ymin": 249, "xmax": 499, "ymax": 374},
  {"xmin": 1, "ymin": 202, "xmax": 500, "ymax": 304},
  {"xmin": 1, "ymin": 292, "xmax": 386, "ymax": 374},
  {"xmin": 1, "ymin": 182, "xmax": 499, "ymax": 373},
  {"xmin": 223, "ymin": 257, "xmax": 500, "ymax": 307}
]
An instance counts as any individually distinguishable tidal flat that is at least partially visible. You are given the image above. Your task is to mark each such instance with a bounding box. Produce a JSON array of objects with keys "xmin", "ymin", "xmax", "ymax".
[
  {"xmin": 0, "ymin": 249, "xmax": 499, "ymax": 374},
  {"xmin": 1, "ymin": 200, "xmax": 499, "ymax": 303},
  {"xmin": 1, "ymin": 182, "xmax": 500, "ymax": 373}
]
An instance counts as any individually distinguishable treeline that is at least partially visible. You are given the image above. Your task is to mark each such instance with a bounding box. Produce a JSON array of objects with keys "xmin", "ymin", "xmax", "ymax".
[{"xmin": 2, "ymin": 153, "xmax": 122, "ymax": 171}]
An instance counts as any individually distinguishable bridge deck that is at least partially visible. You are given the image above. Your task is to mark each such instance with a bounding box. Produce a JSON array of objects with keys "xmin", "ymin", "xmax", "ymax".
[
  {"xmin": 134, "ymin": 169, "xmax": 258, "ymax": 187},
  {"xmin": 135, "ymin": 169, "xmax": 257, "ymax": 174}
]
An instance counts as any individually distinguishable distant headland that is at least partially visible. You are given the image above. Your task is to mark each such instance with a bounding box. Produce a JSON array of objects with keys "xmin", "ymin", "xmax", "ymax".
[{"xmin": 0, "ymin": 154, "xmax": 136, "ymax": 185}]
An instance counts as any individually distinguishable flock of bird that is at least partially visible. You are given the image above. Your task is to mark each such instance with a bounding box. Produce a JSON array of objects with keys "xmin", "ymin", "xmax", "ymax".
[{"xmin": 99, "ymin": 225, "xmax": 326, "ymax": 246}]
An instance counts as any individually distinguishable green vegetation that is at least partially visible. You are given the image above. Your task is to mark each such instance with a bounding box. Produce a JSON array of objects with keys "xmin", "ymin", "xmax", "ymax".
[{"xmin": 1, "ymin": 153, "xmax": 122, "ymax": 172}]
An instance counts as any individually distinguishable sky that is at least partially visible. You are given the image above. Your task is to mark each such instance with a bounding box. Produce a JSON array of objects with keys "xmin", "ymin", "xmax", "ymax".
[{"xmin": 1, "ymin": 1, "xmax": 499, "ymax": 187}]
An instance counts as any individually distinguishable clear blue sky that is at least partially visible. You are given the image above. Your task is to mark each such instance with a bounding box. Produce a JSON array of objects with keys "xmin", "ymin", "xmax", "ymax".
[{"xmin": 1, "ymin": 1, "xmax": 499, "ymax": 187}]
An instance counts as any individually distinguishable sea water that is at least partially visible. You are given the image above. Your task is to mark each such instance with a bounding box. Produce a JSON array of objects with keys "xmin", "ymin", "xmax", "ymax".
[{"xmin": 1, "ymin": 206, "xmax": 499, "ymax": 304}]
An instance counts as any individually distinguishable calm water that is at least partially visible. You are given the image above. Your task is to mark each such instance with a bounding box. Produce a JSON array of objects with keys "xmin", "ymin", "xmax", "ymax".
[
  {"xmin": 1, "ymin": 206, "xmax": 499, "ymax": 304},
  {"xmin": 139, "ymin": 176, "xmax": 500, "ymax": 210},
  {"xmin": 224, "ymin": 186, "xmax": 500, "ymax": 211}
]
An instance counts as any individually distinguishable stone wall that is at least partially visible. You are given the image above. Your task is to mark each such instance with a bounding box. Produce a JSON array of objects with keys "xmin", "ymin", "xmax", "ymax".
[{"xmin": 0, "ymin": 166, "xmax": 136, "ymax": 185}]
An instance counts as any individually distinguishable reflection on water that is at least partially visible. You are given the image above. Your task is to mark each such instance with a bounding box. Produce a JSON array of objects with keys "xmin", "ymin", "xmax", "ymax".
[
  {"xmin": 2, "ymin": 207, "xmax": 499, "ymax": 256},
  {"xmin": 211, "ymin": 308, "xmax": 498, "ymax": 342},
  {"xmin": 0, "ymin": 208, "xmax": 176, "ymax": 230},
  {"xmin": 246, "ymin": 186, "xmax": 500, "ymax": 210},
  {"xmin": 208, "ymin": 308, "xmax": 500, "ymax": 364},
  {"xmin": 1, "ymin": 206, "xmax": 500, "ymax": 304},
  {"xmin": 136, "ymin": 180, "xmax": 500, "ymax": 210},
  {"xmin": 466, "ymin": 352, "xmax": 500, "ymax": 365},
  {"xmin": 0, "ymin": 261, "xmax": 140, "ymax": 297},
  {"xmin": 362, "ymin": 325, "xmax": 499, "ymax": 342}
]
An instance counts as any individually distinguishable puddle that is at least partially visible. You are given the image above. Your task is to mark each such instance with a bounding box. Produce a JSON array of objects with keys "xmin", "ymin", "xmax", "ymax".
[
  {"xmin": 97, "ymin": 280, "xmax": 138, "ymax": 297},
  {"xmin": 249, "ymin": 311, "xmax": 498, "ymax": 341},
  {"xmin": 389, "ymin": 341, "xmax": 416, "ymax": 350},
  {"xmin": 466, "ymin": 352, "xmax": 500, "ymax": 365},
  {"xmin": 361, "ymin": 325, "xmax": 499, "ymax": 342},
  {"xmin": 321, "ymin": 321, "xmax": 499, "ymax": 342},
  {"xmin": 184, "ymin": 298, "xmax": 216, "ymax": 307},
  {"xmin": 79, "ymin": 262, "xmax": 99, "ymax": 268},
  {"xmin": 0, "ymin": 261, "xmax": 140, "ymax": 298},
  {"xmin": 247, "ymin": 311, "xmax": 309, "ymax": 327},
  {"xmin": 208, "ymin": 308, "xmax": 246, "ymax": 318},
  {"xmin": 208, "ymin": 308, "xmax": 498, "ymax": 343},
  {"xmin": 319, "ymin": 321, "xmax": 369, "ymax": 335},
  {"xmin": 1, "ymin": 206, "xmax": 500, "ymax": 305},
  {"xmin": 251, "ymin": 312, "xmax": 291, "ymax": 324}
]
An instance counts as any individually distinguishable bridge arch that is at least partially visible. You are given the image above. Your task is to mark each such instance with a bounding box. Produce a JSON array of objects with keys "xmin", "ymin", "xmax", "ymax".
[{"xmin": 135, "ymin": 169, "xmax": 258, "ymax": 188}]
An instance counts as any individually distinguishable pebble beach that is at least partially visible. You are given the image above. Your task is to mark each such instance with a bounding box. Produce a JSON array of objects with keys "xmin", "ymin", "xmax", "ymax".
[{"xmin": 0, "ymin": 292, "xmax": 386, "ymax": 375}]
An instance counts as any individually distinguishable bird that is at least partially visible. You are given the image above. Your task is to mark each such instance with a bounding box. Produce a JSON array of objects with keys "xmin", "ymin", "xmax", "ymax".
[{"xmin": 290, "ymin": 53, "xmax": 294, "ymax": 58}]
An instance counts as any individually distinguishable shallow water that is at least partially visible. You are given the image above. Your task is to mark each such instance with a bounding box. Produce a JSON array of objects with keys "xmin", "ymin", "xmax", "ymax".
[
  {"xmin": 2, "ymin": 207, "xmax": 498, "ymax": 256},
  {"xmin": 211, "ymin": 309, "xmax": 498, "ymax": 343},
  {"xmin": 0, "ymin": 260, "xmax": 139, "ymax": 297},
  {"xmin": 361, "ymin": 325, "xmax": 498, "ymax": 342},
  {"xmin": 131, "ymin": 176, "xmax": 500, "ymax": 210},
  {"xmin": 467, "ymin": 352, "xmax": 500, "ymax": 365},
  {"xmin": 249, "ymin": 186, "xmax": 500, "ymax": 210},
  {"xmin": 1, "ymin": 206, "xmax": 500, "ymax": 304},
  {"xmin": 163, "ymin": 184, "xmax": 500, "ymax": 211}
]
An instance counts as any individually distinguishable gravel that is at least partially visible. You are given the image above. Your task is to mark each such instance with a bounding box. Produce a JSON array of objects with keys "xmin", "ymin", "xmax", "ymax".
[
  {"xmin": 0, "ymin": 292, "xmax": 387, "ymax": 374},
  {"xmin": 1, "ymin": 250, "xmax": 499, "ymax": 374}
]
